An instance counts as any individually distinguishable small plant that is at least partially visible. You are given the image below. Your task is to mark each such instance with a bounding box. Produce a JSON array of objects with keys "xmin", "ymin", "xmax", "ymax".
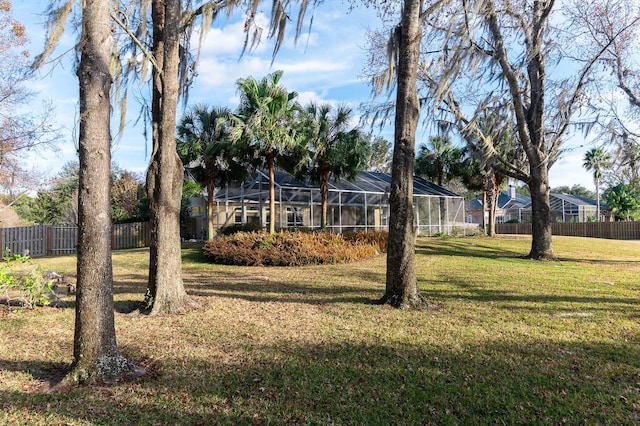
[
  {"xmin": 432, "ymin": 231, "xmax": 449, "ymax": 237},
  {"xmin": 0, "ymin": 248, "xmax": 55, "ymax": 310}
]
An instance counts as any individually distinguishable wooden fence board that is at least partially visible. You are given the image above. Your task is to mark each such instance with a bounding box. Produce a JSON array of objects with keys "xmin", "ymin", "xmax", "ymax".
[
  {"xmin": 496, "ymin": 222, "xmax": 640, "ymax": 240},
  {"xmin": 0, "ymin": 222, "xmax": 150, "ymax": 258}
]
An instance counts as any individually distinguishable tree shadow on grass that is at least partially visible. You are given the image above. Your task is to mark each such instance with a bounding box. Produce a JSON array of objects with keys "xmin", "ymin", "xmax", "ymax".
[
  {"xmin": 2, "ymin": 338, "xmax": 638, "ymax": 425},
  {"xmin": 421, "ymin": 278, "xmax": 640, "ymax": 317},
  {"xmin": 185, "ymin": 279, "xmax": 378, "ymax": 306},
  {"xmin": 181, "ymin": 265, "xmax": 382, "ymax": 306},
  {"xmin": 415, "ymin": 239, "xmax": 526, "ymax": 260}
]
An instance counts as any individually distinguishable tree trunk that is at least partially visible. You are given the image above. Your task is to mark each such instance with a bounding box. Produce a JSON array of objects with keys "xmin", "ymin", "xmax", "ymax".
[
  {"xmin": 64, "ymin": 0, "xmax": 136, "ymax": 385},
  {"xmin": 268, "ymin": 152, "xmax": 276, "ymax": 234},
  {"xmin": 486, "ymin": 172, "xmax": 498, "ymax": 237},
  {"xmin": 144, "ymin": 0, "xmax": 196, "ymax": 314},
  {"xmin": 320, "ymin": 169, "xmax": 329, "ymax": 230},
  {"xmin": 527, "ymin": 164, "xmax": 554, "ymax": 260},
  {"xmin": 481, "ymin": 190, "xmax": 487, "ymax": 235},
  {"xmin": 206, "ymin": 178, "xmax": 215, "ymax": 239},
  {"xmin": 595, "ymin": 177, "xmax": 601, "ymax": 221},
  {"xmin": 204, "ymin": 160, "xmax": 217, "ymax": 239},
  {"xmin": 380, "ymin": 0, "xmax": 426, "ymax": 309}
]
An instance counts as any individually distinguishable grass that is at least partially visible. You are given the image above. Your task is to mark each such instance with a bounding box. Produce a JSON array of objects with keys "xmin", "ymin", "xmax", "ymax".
[{"xmin": 0, "ymin": 236, "xmax": 639, "ymax": 425}]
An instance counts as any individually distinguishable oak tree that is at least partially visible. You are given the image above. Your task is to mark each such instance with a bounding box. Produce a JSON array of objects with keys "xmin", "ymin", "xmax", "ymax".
[{"xmin": 62, "ymin": 0, "xmax": 138, "ymax": 386}]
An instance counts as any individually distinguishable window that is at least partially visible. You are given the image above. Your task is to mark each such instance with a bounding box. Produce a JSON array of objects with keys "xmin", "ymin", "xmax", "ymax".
[
  {"xmin": 235, "ymin": 206, "xmax": 260, "ymax": 224},
  {"xmin": 287, "ymin": 207, "xmax": 304, "ymax": 227}
]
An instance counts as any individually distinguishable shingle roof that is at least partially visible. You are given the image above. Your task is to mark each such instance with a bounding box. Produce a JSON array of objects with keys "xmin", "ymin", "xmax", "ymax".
[
  {"xmin": 468, "ymin": 190, "xmax": 531, "ymax": 210},
  {"xmin": 549, "ymin": 193, "xmax": 603, "ymax": 207}
]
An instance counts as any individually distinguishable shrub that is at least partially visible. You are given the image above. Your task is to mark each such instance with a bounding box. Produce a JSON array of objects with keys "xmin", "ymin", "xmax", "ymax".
[
  {"xmin": 0, "ymin": 248, "xmax": 55, "ymax": 309},
  {"xmin": 218, "ymin": 222, "xmax": 263, "ymax": 236},
  {"xmin": 203, "ymin": 230, "xmax": 384, "ymax": 266},
  {"xmin": 343, "ymin": 230, "xmax": 388, "ymax": 252}
]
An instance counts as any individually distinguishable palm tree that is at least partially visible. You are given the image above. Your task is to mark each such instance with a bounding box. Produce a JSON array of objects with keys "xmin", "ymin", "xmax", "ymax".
[
  {"xmin": 235, "ymin": 70, "xmax": 300, "ymax": 234},
  {"xmin": 583, "ymin": 148, "xmax": 611, "ymax": 221},
  {"xmin": 177, "ymin": 104, "xmax": 245, "ymax": 239},
  {"xmin": 415, "ymin": 136, "xmax": 464, "ymax": 187},
  {"xmin": 300, "ymin": 102, "xmax": 370, "ymax": 229}
]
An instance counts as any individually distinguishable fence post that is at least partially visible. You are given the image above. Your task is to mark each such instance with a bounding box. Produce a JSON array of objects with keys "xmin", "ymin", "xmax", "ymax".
[{"xmin": 46, "ymin": 226, "xmax": 52, "ymax": 255}]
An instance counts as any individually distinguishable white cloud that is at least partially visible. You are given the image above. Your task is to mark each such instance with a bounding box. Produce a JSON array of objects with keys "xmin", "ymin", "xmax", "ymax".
[{"xmin": 196, "ymin": 13, "xmax": 271, "ymax": 57}]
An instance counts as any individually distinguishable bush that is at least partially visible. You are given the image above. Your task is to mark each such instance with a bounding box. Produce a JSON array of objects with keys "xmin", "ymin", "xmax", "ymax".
[
  {"xmin": 218, "ymin": 222, "xmax": 263, "ymax": 236},
  {"xmin": 0, "ymin": 248, "xmax": 55, "ymax": 309},
  {"xmin": 343, "ymin": 230, "xmax": 388, "ymax": 252},
  {"xmin": 203, "ymin": 230, "xmax": 386, "ymax": 266}
]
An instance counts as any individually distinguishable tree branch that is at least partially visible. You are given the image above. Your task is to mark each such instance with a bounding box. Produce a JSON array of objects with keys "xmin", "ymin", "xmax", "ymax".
[{"xmin": 110, "ymin": 10, "xmax": 161, "ymax": 74}]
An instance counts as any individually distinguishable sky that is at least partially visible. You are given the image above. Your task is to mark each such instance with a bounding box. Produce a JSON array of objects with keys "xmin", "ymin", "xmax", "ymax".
[{"xmin": 11, "ymin": 0, "xmax": 597, "ymax": 193}]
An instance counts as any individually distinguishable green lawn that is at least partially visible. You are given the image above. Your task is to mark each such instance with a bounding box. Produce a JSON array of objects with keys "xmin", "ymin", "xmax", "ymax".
[{"xmin": 1, "ymin": 236, "xmax": 639, "ymax": 425}]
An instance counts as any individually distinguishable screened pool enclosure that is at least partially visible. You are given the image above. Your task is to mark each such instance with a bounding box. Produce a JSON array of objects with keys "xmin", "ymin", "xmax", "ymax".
[{"xmin": 187, "ymin": 170, "xmax": 466, "ymax": 237}]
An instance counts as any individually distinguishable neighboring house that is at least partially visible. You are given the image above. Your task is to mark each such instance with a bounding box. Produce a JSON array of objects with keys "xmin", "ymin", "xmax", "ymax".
[
  {"xmin": 466, "ymin": 187, "xmax": 531, "ymax": 224},
  {"xmin": 466, "ymin": 188, "xmax": 607, "ymax": 224},
  {"xmin": 548, "ymin": 193, "xmax": 608, "ymax": 223},
  {"xmin": 187, "ymin": 170, "xmax": 468, "ymax": 237}
]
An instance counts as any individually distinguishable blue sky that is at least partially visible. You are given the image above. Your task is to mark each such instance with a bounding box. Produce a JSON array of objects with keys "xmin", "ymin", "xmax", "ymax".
[{"xmin": 12, "ymin": 0, "xmax": 595, "ymax": 192}]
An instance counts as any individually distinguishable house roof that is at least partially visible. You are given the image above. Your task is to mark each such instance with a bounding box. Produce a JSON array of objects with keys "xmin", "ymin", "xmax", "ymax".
[
  {"xmin": 334, "ymin": 171, "xmax": 460, "ymax": 197},
  {"xmin": 213, "ymin": 169, "xmax": 462, "ymax": 203},
  {"xmin": 468, "ymin": 190, "xmax": 604, "ymax": 211},
  {"xmin": 549, "ymin": 193, "xmax": 604, "ymax": 207},
  {"xmin": 468, "ymin": 190, "xmax": 531, "ymax": 210}
]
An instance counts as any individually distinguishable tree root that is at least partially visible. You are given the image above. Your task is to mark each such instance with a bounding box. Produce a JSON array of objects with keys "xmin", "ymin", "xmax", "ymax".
[
  {"xmin": 46, "ymin": 357, "xmax": 146, "ymax": 393},
  {"xmin": 376, "ymin": 292, "xmax": 430, "ymax": 310}
]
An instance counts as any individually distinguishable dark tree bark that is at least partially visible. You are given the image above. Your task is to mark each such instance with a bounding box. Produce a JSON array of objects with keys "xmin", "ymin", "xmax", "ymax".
[
  {"xmin": 484, "ymin": 0, "xmax": 555, "ymax": 259},
  {"xmin": 528, "ymin": 163, "xmax": 553, "ymax": 259},
  {"xmin": 380, "ymin": 0, "xmax": 427, "ymax": 309},
  {"xmin": 144, "ymin": 0, "xmax": 196, "ymax": 314},
  {"xmin": 63, "ymin": 0, "xmax": 137, "ymax": 385}
]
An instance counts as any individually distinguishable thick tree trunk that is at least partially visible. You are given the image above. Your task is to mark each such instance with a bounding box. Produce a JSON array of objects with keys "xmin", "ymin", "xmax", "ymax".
[
  {"xmin": 268, "ymin": 152, "xmax": 276, "ymax": 234},
  {"xmin": 320, "ymin": 170, "xmax": 329, "ymax": 230},
  {"xmin": 144, "ymin": 0, "xmax": 196, "ymax": 314},
  {"xmin": 527, "ymin": 164, "xmax": 554, "ymax": 260},
  {"xmin": 64, "ymin": 0, "xmax": 136, "ymax": 385},
  {"xmin": 380, "ymin": 0, "xmax": 426, "ymax": 309}
]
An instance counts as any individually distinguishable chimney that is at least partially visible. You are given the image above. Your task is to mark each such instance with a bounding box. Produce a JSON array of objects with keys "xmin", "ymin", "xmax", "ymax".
[{"xmin": 509, "ymin": 184, "xmax": 516, "ymax": 199}]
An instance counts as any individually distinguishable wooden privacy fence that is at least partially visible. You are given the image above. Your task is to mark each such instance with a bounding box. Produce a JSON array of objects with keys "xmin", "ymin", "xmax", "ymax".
[
  {"xmin": 496, "ymin": 221, "xmax": 640, "ymax": 240},
  {"xmin": 0, "ymin": 222, "xmax": 150, "ymax": 258}
]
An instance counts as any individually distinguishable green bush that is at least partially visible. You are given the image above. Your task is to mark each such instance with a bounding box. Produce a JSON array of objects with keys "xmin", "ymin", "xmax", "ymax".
[
  {"xmin": 203, "ymin": 230, "xmax": 385, "ymax": 266},
  {"xmin": 0, "ymin": 248, "xmax": 55, "ymax": 309}
]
